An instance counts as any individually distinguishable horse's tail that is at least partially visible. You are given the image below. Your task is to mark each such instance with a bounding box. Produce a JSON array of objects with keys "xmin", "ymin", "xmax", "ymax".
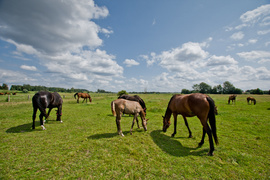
[
  {"xmin": 74, "ymin": 93, "xmax": 78, "ymax": 99},
  {"xmin": 111, "ymin": 101, "xmax": 116, "ymax": 116},
  {"xmin": 207, "ymin": 96, "xmax": 218, "ymax": 145}
]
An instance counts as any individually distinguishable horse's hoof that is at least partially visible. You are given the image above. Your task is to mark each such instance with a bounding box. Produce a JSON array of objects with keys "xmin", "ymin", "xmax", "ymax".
[
  {"xmin": 188, "ymin": 135, "xmax": 193, "ymax": 138},
  {"xmin": 198, "ymin": 142, "xmax": 203, "ymax": 147},
  {"xmin": 207, "ymin": 152, "xmax": 213, "ymax": 156},
  {"xmin": 171, "ymin": 134, "xmax": 175, "ymax": 137}
]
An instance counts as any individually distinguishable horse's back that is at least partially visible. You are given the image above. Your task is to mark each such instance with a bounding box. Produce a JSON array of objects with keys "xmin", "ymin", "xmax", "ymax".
[
  {"xmin": 171, "ymin": 93, "xmax": 209, "ymax": 117},
  {"xmin": 114, "ymin": 99, "xmax": 141, "ymax": 115}
]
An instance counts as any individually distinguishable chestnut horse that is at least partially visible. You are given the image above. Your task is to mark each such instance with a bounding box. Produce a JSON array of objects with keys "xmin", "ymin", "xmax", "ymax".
[
  {"xmin": 32, "ymin": 91, "xmax": 63, "ymax": 130},
  {"xmin": 162, "ymin": 93, "xmax": 218, "ymax": 156},
  {"xmin": 228, "ymin": 94, "xmax": 237, "ymax": 104},
  {"xmin": 74, "ymin": 92, "xmax": 92, "ymax": 103},
  {"xmin": 112, "ymin": 99, "xmax": 148, "ymax": 136},
  {"xmin": 247, "ymin": 97, "xmax": 256, "ymax": 105}
]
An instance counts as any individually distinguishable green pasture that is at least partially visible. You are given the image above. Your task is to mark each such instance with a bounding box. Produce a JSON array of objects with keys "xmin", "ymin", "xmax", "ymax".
[{"xmin": 0, "ymin": 93, "xmax": 269, "ymax": 179}]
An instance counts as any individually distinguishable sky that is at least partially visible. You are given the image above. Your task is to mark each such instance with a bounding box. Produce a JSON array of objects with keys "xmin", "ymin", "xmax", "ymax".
[{"xmin": 0, "ymin": 0, "xmax": 269, "ymax": 92}]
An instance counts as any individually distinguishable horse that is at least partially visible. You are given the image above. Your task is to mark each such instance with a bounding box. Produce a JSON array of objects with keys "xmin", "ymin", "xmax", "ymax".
[
  {"xmin": 247, "ymin": 97, "xmax": 256, "ymax": 105},
  {"xmin": 118, "ymin": 94, "xmax": 147, "ymax": 114},
  {"xmin": 74, "ymin": 92, "xmax": 92, "ymax": 103},
  {"xmin": 112, "ymin": 99, "xmax": 148, "ymax": 136},
  {"xmin": 162, "ymin": 93, "xmax": 218, "ymax": 156},
  {"xmin": 32, "ymin": 91, "xmax": 63, "ymax": 130},
  {"xmin": 228, "ymin": 95, "xmax": 237, "ymax": 104}
]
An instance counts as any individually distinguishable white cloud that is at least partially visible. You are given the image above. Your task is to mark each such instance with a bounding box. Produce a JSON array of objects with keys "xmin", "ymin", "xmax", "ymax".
[
  {"xmin": 257, "ymin": 29, "xmax": 270, "ymax": 35},
  {"xmin": 240, "ymin": 4, "xmax": 270, "ymax": 24},
  {"xmin": 237, "ymin": 50, "xmax": 270, "ymax": 62},
  {"xmin": 206, "ymin": 55, "xmax": 238, "ymax": 66},
  {"xmin": 123, "ymin": 59, "xmax": 140, "ymax": 67},
  {"xmin": 230, "ymin": 31, "xmax": 244, "ymax": 40},
  {"xmin": 0, "ymin": 0, "xmax": 124, "ymax": 90},
  {"xmin": 20, "ymin": 65, "xmax": 37, "ymax": 71}
]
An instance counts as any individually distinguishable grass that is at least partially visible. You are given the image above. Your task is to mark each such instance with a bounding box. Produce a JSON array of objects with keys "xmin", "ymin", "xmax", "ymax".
[{"xmin": 0, "ymin": 93, "xmax": 269, "ymax": 179}]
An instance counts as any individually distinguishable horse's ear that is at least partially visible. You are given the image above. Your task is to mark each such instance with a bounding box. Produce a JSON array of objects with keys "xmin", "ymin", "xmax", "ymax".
[
  {"xmin": 146, "ymin": 119, "xmax": 149, "ymax": 121},
  {"xmin": 162, "ymin": 116, "xmax": 165, "ymax": 118}
]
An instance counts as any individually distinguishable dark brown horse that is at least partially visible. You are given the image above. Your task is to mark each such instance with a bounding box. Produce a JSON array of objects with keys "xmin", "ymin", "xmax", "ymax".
[
  {"xmin": 32, "ymin": 91, "xmax": 63, "ymax": 130},
  {"xmin": 247, "ymin": 97, "xmax": 256, "ymax": 105},
  {"xmin": 118, "ymin": 94, "xmax": 147, "ymax": 114},
  {"xmin": 228, "ymin": 95, "xmax": 237, "ymax": 104},
  {"xmin": 74, "ymin": 92, "xmax": 92, "ymax": 103},
  {"xmin": 162, "ymin": 93, "xmax": 218, "ymax": 156}
]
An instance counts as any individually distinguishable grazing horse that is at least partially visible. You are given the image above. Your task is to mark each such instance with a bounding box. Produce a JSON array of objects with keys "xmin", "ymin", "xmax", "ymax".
[
  {"xmin": 162, "ymin": 93, "xmax": 218, "ymax": 156},
  {"xmin": 228, "ymin": 95, "xmax": 237, "ymax": 104},
  {"xmin": 32, "ymin": 91, "xmax": 63, "ymax": 130},
  {"xmin": 247, "ymin": 97, "xmax": 256, "ymax": 105},
  {"xmin": 118, "ymin": 94, "xmax": 147, "ymax": 114},
  {"xmin": 74, "ymin": 92, "xmax": 92, "ymax": 103},
  {"xmin": 112, "ymin": 99, "xmax": 148, "ymax": 136}
]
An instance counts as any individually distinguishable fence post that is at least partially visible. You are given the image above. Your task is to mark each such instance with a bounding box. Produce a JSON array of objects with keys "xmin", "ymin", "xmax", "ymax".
[{"xmin": 28, "ymin": 95, "xmax": 30, "ymax": 100}]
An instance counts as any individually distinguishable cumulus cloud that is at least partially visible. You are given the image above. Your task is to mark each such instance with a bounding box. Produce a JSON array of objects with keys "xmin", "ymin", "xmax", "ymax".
[
  {"xmin": 123, "ymin": 59, "xmax": 140, "ymax": 67},
  {"xmin": 0, "ymin": 0, "xmax": 123, "ymax": 89},
  {"xmin": 206, "ymin": 55, "xmax": 238, "ymax": 66},
  {"xmin": 237, "ymin": 50, "xmax": 270, "ymax": 63}
]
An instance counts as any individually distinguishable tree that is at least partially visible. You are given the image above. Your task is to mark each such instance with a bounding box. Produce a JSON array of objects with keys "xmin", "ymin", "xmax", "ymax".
[
  {"xmin": 223, "ymin": 81, "xmax": 235, "ymax": 94},
  {"xmin": 250, "ymin": 88, "xmax": 263, "ymax": 94},
  {"xmin": 1, "ymin": 83, "xmax": 9, "ymax": 90},
  {"xmin": 181, "ymin": 89, "xmax": 191, "ymax": 94},
  {"xmin": 192, "ymin": 82, "xmax": 212, "ymax": 93},
  {"xmin": 117, "ymin": 90, "xmax": 128, "ymax": 97}
]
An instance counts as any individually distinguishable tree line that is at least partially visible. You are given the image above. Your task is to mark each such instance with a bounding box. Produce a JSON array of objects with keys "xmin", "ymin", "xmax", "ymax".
[
  {"xmin": 181, "ymin": 81, "xmax": 268, "ymax": 94},
  {"xmin": 6, "ymin": 84, "xmax": 89, "ymax": 93}
]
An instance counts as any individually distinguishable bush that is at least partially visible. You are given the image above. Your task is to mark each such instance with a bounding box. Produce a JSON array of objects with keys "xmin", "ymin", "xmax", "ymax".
[
  {"xmin": 23, "ymin": 89, "xmax": 28, "ymax": 93},
  {"xmin": 117, "ymin": 90, "xmax": 128, "ymax": 97}
]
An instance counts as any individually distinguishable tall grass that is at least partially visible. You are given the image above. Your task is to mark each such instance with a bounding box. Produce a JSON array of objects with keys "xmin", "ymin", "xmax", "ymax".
[{"xmin": 0, "ymin": 93, "xmax": 269, "ymax": 179}]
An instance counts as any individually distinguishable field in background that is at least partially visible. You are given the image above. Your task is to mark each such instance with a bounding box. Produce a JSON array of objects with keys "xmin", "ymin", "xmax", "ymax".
[{"xmin": 0, "ymin": 93, "xmax": 269, "ymax": 179}]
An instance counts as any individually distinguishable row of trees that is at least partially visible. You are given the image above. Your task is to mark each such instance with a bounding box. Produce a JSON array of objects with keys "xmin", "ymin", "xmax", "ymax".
[
  {"xmin": 181, "ymin": 81, "xmax": 267, "ymax": 94},
  {"xmin": 9, "ymin": 84, "xmax": 89, "ymax": 93}
]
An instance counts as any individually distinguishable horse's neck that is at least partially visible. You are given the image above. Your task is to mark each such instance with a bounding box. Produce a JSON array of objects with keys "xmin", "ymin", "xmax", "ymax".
[{"xmin": 165, "ymin": 107, "xmax": 172, "ymax": 119}]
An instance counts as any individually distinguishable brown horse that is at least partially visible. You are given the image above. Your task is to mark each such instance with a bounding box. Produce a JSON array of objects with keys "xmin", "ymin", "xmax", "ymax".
[
  {"xmin": 228, "ymin": 94, "xmax": 237, "ymax": 104},
  {"xmin": 162, "ymin": 93, "xmax": 218, "ymax": 156},
  {"xmin": 247, "ymin": 97, "xmax": 256, "ymax": 105},
  {"xmin": 74, "ymin": 92, "xmax": 92, "ymax": 103},
  {"xmin": 112, "ymin": 99, "xmax": 148, "ymax": 136}
]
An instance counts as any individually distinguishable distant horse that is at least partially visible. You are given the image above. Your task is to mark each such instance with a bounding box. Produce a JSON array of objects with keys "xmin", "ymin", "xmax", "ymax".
[
  {"xmin": 228, "ymin": 95, "xmax": 237, "ymax": 104},
  {"xmin": 0, "ymin": 92, "xmax": 4, "ymax": 95},
  {"xmin": 162, "ymin": 93, "xmax": 218, "ymax": 156},
  {"xmin": 247, "ymin": 97, "xmax": 256, "ymax": 105},
  {"xmin": 112, "ymin": 99, "xmax": 148, "ymax": 136},
  {"xmin": 32, "ymin": 91, "xmax": 63, "ymax": 130},
  {"xmin": 12, "ymin": 92, "xmax": 17, "ymax": 95},
  {"xmin": 74, "ymin": 92, "xmax": 92, "ymax": 103},
  {"xmin": 118, "ymin": 94, "xmax": 147, "ymax": 114}
]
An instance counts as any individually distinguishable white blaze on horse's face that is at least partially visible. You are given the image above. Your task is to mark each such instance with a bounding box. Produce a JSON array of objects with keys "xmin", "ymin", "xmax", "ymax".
[
  {"xmin": 41, "ymin": 125, "xmax": 46, "ymax": 130},
  {"xmin": 142, "ymin": 119, "xmax": 147, "ymax": 131}
]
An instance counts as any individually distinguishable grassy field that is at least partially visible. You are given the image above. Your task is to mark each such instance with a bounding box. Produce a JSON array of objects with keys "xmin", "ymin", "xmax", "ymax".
[{"xmin": 0, "ymin": 92, "xmax": 269, "ymax": 179}]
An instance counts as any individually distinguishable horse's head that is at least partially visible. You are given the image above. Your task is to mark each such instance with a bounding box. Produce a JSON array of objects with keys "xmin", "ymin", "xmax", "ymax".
[
  {"xmin": 162, "ymin": 115, "xmax": 171, "ymax": 132},
  {"xmin": 142, "ymin": 118, "xmax": 149, "ymax": 131}
]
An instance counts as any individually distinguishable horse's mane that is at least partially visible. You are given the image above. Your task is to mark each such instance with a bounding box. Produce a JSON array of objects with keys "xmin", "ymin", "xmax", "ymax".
[{"xmin": 165, "ymin": 94, "xmax": 179, "ymax": 117}]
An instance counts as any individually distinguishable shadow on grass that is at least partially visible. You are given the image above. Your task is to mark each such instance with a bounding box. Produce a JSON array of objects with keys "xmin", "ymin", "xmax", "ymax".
[
  {"xmin": 6, "ymin": 122, "xmax": 35, "ymax": 133},
  {"xmin": 6, "ymin": 120, "xmax": 60, "ymax": 133},
  {"xmin": 150, "ymin": 130, "xmax": 208, "ymax": 157},
  {"xmin": 88, "ymin": 130, "xmax": 135, "ymax": 139}
]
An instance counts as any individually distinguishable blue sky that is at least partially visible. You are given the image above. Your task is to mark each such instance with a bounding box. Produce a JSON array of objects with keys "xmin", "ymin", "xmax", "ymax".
[{"xmin": 0, "ymin": 0, "xmax": 269, "ymax": 92}]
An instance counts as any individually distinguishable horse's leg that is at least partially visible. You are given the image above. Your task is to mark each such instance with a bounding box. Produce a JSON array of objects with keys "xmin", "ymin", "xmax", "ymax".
[
  {"xmin": 200, "ymin": 121, "xmax": 214, "ymax": 156},
  {"xmin": 136, "ymin": 116, "xmax": 140, "ymax": 129},
  {"xmin": 183, "ymin": 116, "xmax": 193, "ymax": 138},
  {"xmin": 82, "ymin": 98, "xmax": 85, "ymax": 103},
  {"xmin": 130, "ymin": 114, "xmax": 137, "ymax": 135},
  {"xmin": 77, "ymin": 97, "xmax": 79, "ymax": 103},
  {"xmin": 198, "ymin": 127, "xmax": 206, "ymax": 147},
  {"xmin": 116, "ymin": 114, "xmax": 124, "ymax": 136},
  {"xmin": 32, "ymin": 107, "xmax": 38, "ymax": 129},
  {"xmin": 171, "ymin": 113, "xmax": 177, "ymax": 137},
  {"xmin": 39, "ymin": 109, "xmax": 46, "ymax": 130}
]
